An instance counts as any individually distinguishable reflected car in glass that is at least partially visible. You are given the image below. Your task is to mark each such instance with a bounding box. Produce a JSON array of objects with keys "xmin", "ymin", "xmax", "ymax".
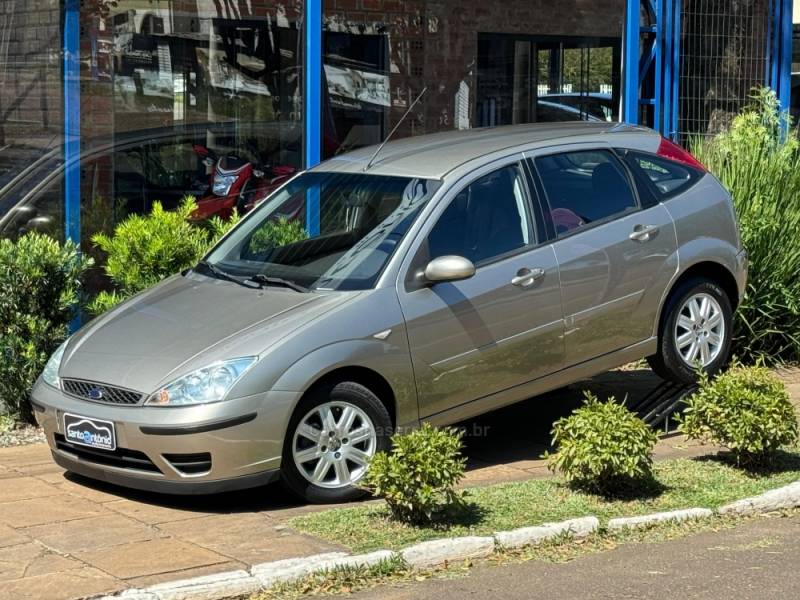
[{"xmin": 31, "ymin": 122, "xmax": 747, "ymax": 503}]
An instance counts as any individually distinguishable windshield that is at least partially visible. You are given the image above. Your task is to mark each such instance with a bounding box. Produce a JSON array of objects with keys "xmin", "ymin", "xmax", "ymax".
[{"xmin": 204, "ymin": 171, "xmax": 440, "ymax": 291}]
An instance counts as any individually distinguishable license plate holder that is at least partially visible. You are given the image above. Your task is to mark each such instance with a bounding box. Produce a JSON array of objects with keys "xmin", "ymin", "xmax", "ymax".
[{"xmin": 63, "ymin": 413, "xmax": 117, "ymax": 451}]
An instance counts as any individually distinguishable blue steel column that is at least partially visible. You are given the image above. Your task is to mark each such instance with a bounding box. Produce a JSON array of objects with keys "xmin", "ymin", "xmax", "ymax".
[
  {"xmin": 63, "ymin": 0, "xmax": 80, "ymax": 243},
  {"xmin": 778, "ymin": 0, "xmax": 793, "ymax": 113},
  {"xmin": 623, "ymin": 0, "xmax": 641, "ymax": 124},
  {"xmin": 304, "ymin": 0, "xmax": 322, "ymax": 236}
]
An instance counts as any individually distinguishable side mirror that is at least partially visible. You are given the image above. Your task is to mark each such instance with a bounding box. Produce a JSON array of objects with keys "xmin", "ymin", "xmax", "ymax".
[{"xmin": 424, "ymin": 255, "xmax": 476, "ymax": 284}]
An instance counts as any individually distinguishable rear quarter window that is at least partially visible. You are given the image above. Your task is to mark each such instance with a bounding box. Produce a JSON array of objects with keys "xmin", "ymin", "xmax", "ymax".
[{"xmin": 619, "ymin": 150, "xmax": 703, "ymax": 201}]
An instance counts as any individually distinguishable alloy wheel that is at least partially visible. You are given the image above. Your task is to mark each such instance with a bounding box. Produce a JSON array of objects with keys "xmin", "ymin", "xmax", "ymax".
[
  {"xmin": 674, "ymin": 292, "xmax": 725, "ymax": 368},
  {"xmin": 291, "ymin": 401, "xmax": 377, "ymax": 489}
]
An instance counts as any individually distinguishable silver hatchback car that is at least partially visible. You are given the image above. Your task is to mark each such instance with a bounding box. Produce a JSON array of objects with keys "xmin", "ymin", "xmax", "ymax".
[{"xmin": 32, "ymin": 123, "xmax": 747, "ymax": 503}]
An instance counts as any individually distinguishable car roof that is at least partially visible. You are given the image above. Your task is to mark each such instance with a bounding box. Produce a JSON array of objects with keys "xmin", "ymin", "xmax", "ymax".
[{"xmin": 314, "ymin": 122, "xmax": 658, "ymax": 180}]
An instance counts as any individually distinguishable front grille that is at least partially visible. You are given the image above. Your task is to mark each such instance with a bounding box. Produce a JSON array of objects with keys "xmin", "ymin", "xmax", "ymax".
[
  {"xmin": 62, "ymin": 379, "xmax": 143, "ymax": 405},
  {"xmin": 163, "ymin": 453, "xmax": 212, "ymax": 475},
  {"xmin": 54, "ymin": 434, "xmax": 160, "ymax": 473}
]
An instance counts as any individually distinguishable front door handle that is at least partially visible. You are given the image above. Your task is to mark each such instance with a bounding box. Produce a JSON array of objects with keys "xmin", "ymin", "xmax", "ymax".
[
  {"xmin": 511, "ymin": 267, "xmax": 545, "ymax": 288},
  {"xmin": 629, "ymin": 224, "xmax": 659, "ymax": 242}
]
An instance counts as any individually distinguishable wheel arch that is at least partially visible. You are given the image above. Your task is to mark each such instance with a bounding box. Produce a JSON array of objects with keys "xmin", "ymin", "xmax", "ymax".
[
  {"xmin": 655, "ymin": 260, "xmax": 740, "ymax": 337},
  {"xmin": 302, "ymin": 366, "xmax": 397, "ymax": 428}
]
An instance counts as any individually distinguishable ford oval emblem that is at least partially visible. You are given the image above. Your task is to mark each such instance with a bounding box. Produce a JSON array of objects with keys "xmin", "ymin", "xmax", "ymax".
[{"xmin": 87, "ymin": 387, "xmax": 104, "ymax": 401}]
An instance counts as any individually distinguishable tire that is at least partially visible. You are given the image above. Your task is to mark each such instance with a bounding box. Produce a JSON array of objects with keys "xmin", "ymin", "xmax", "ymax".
[
  {"xmin": 281, "ymin": 381, "xmax": 391, "ymax": 504},
  {"xmin": 648, "ymin": 277, "xmax": 733, "ymax": 385}
]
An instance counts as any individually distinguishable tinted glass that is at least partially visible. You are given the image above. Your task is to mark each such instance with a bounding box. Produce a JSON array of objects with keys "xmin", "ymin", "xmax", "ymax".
[
  {"xmin": 427, "ymin": 165, "xmax": 531, "ymax": 265},
  {"xmin": 206, "ymin": 172, "xmax": 439, "ymax": 290},
  {"xmin": 622, "ymin": 151, "xmax": 701, "ymax": 199},
  {"xmin": 535, "ymin": 150, "xmax": 637, "ymax": 236}
]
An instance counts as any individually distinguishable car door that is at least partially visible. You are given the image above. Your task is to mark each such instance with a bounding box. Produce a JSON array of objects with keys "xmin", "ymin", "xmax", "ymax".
[
  {"xmin": 397, "ymin": 159, "xmax": 564, "ymax": 419},
  {"xmin": 530, "ymin": 147, "xmax": 677, "ymax": 366}
]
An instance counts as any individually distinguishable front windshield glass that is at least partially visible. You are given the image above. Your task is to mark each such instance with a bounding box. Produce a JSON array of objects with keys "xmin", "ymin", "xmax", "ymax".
[{"xmin": 205, "ymin": 171, "xmax": 440, "ymax": 291}]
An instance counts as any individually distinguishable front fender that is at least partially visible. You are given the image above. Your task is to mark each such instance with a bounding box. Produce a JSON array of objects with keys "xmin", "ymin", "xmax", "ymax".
[{"xmin": 271, "ymin": 338, "xmax": 419, "ymax": 429}]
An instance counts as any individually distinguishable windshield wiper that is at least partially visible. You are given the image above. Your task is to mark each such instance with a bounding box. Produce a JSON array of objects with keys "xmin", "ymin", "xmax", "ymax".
[
  {"xmin": 194, "ymin": 260, "xmax": 252, "ymax": 289},
  {"xmin": 247, "ymin": 274, "xmax": 310, "ymax": 293}
]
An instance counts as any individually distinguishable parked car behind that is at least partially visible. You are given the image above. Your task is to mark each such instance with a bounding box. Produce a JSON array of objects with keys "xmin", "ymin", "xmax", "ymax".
[{"xmin": 32, "ymin": 122, "xmax": 747, "ymax": 503}]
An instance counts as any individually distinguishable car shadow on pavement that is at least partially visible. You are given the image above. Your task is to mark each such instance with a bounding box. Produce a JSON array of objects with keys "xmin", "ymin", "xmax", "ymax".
[{"xmin": 59, "ymin": 368, "xmax": 665, "ymax": 514}]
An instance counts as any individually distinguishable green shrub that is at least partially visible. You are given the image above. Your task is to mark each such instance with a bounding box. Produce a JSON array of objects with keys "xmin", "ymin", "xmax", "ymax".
[
  {"xmin": 248, "ymin": 216, "xmax": 308, "ymax": 253},
  {"xmin": 0, "ymin": 233, "xmax": 92, "ymax": 423},
  {"xmin": 546, "ymin": 392, "xmax": 658, "ymax": 494},
  {"xmin": 89, "ymin": 197, "xmax": 239, "ymax": 314},
  {"xmin": 679, "ymin": 363, "xmax": 798, "ymax": 465},
  {"xmin": 691, "ymin": 88, "xmax": 800, "ymax": 362},
  {"xmin": 360, "ymin": 423, "xmax": 466, "ymax": 524}
]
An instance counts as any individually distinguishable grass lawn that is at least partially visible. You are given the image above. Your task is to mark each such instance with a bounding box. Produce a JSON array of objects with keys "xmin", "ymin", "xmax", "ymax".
[{"xmin": 289, "ymin": 454, "xmax": 800, "ymax": 553}]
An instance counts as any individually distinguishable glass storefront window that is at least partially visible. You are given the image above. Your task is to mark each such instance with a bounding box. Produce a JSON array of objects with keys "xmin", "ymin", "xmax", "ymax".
[
  {"xmin": 321, "ymin": 1, "xmax": 624, "ymax": 159},
  {"xmin": 1, "ymin": 0, "xmax": 304, "ymax": 254}
]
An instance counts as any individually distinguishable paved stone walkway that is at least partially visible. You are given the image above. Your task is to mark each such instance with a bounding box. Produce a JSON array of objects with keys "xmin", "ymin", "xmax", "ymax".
[{"xmin": 1, "ymin": 368, "xmax": 797, "ymax": 600}]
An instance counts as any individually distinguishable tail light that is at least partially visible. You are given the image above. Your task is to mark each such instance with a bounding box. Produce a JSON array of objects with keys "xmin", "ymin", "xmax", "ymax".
[{"xmin": 657, "ymin": 137, "xmax": 706, "ymax": 172}]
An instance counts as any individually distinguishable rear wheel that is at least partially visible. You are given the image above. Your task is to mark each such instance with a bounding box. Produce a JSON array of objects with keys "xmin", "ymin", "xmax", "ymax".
[
  {"xmin": 281, "ymin": 381, "xmax": 391, "ymax": 503},
  {"xmin": 648, "ymin": 278, "xmax": 733, "ymax": 384}
]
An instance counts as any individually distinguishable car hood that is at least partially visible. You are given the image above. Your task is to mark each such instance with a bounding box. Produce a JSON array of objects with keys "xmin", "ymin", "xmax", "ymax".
[{"xmin": 61, "ymin": 273, "xmax": 354, "ymax": 392}]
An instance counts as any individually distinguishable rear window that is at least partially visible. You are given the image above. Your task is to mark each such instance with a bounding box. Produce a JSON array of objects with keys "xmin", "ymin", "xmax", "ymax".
[{"xmin": 620, "ymin": 150, "xmax": 703, "ymax": 200}]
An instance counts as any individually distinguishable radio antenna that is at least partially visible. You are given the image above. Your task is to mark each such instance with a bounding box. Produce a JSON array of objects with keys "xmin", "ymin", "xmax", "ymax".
[{"xmin": 365, "ymin": 87, "xmax": 428, "ymax": 171}]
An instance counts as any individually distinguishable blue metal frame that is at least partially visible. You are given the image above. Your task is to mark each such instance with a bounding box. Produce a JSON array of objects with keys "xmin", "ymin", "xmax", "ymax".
[
  {"xmin": 304, "ymin": 0, "xmax": 322, "ymax": 236},
  {"xmin": 623, "ymin": 0, "xmax": 682, "ymax": 140},
  {"xmin": 63, "ymin": 0, "xmax": 80, "ymax": 244},
  {"xmin": 768, "ymin": 0, "xmax": 793, "ymax": 113}
]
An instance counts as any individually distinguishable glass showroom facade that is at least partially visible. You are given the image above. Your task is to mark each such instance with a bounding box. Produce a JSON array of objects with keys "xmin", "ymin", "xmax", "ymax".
[{"xmin": 0, "ymin": 0, "xmax": 791, "ymax": 255}]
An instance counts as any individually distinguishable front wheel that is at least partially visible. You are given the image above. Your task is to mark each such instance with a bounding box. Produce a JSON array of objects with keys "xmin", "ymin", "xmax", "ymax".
[
  {"xmin": 281, "ymin": 381, "xmax": 391, "ymax": 503},
  {"xmin": 648, "ymin": 278, "xmax": 733, "ymax": 385}
]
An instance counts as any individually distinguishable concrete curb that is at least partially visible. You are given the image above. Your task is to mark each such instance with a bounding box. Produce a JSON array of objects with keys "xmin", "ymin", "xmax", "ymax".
[
  {"xmin": 495, "ymin": 516, "xmax": 599, "ymax": 549},
  {"xmin": 93, "ymin": 481, "xmax": 800, "ymax": 600},
  {"xmin": 607, "ymin": 508, "xmax": 713, "ymax": 531},
  {"xmin": 401, "ymin": 536, "xmax": 495, "ymax": 569},
  {"xmin": 718, "ymin": 481, "xmax": 800, "ymax": 516}
]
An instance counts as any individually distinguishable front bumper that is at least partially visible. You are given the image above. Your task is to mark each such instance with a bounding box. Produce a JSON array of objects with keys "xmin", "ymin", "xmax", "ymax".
[
  {"xmin": 735, "ymin": 248, "xmax": 749, "ymax": 304},
  {"xmin": 31, "ymin": 380, "xmax": 302, "ymax": 495}
]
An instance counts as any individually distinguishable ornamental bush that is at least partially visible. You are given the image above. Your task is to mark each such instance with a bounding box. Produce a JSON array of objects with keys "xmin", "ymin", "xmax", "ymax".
[
  {"xmin": 546, "ymin": 392, "xmax": 658, "ymax": 495},
  {"xmin": 0, "ymin": 233, "xmax": 92, "ymax": 423},
  {"xmin": 679, "ymin": 363, "xmax": 798, "ymax": 466},
  {"xmin": 89, "ymin": 197, "xmax": 238, "ymax": 314},
  {"xmin": 692, "ymin": 88, "xmax": 800, "ymax": 362},
  {"xmin": 360, "ymin": 423, "xmax": 466, "ymax": 524}
]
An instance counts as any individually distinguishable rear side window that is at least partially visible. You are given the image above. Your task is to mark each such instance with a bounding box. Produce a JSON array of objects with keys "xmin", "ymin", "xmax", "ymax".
[
  {"xmin": 534, "ymin": 150, "xmax": 638, "ymax": 237},
  {"xmin": 620, "ymin": 151, "xmax": 702, "ymax": 200}
]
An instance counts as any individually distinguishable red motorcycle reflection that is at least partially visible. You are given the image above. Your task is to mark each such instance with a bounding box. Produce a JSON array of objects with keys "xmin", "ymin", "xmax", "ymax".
[{"xmin": 190, "ymin": 144, "xmax": 297, "ymax": 221}]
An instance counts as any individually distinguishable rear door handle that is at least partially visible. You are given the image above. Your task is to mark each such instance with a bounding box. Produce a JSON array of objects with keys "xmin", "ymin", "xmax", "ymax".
[
  {"xmin": 629, "ymin": 224, "xmax": 659, "ymax": 242},
  {"xmin": 511, "ymin": 267, "xmax": 545, "ymax": 288}
]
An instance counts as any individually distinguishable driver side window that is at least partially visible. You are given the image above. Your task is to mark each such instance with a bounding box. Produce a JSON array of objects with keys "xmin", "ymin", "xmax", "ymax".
[{"xmin": 427, "ymin": 163, "xmax": 533, "ymax": 266}]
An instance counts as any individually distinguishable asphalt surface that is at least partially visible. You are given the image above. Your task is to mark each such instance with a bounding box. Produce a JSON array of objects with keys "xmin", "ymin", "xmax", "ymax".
[{"xmin": 349, "ymin": 515, "xmax": 800, "ymax": 600}]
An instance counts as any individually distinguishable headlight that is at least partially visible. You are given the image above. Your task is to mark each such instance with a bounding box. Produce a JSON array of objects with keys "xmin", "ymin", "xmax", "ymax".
[
  {"xmin": 212, "ymin": 173, "xmax": 238, "ymax": 196},
  {"xmin": 145, "ymin": 357, "xmax": 257, "ymax": 406},
  {"xmin": 42, "ymin": 341, "xmax": 68, "ymax": 389}
]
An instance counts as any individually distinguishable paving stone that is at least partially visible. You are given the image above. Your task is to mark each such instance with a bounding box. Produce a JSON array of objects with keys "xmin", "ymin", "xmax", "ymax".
[
  {"xmin": 0, "ymin": 495, "xmax": 106, "ymax": 528},
  {"xmin": 146, "ymin": 569, "xmax": 261, "ymax": 600},
  {"xmin": 0, "ymin": 566, "xmax": 119, "ymax": 600},
  {"xmin": 24, "ymin": 514, "xmax": 159, "ymax": 553},
  {"xmin": 105, "ymin": 500, "xmax": 213, "ymax": 526},
  {"xmin": 157, "ymin": 513, "xmax": 339, "ymax": 564},
  {"xmin": 0, "ymin": 524, "xmax": 31, "ymax": 549},
  {"xmin": 76, "ymin": 538, "xmax": 229, "ymax": 580},
  {"xmin": 0, "ymin": 475, "xmax": 60, "ymax": 503},
  {"xmin": 608, "ymin": 508, "xmax": 713, "ymax": 531},
  {"xmin": 0, "ymin": 444, "xmax": 53, "ymax": 469},
  {"xmin": 401, "ymin": 536, "xmax": 495, "ymax": 569},
  {"xmin": 0, "ymin": 542, "xmax": 83, "ymax": 581}
]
